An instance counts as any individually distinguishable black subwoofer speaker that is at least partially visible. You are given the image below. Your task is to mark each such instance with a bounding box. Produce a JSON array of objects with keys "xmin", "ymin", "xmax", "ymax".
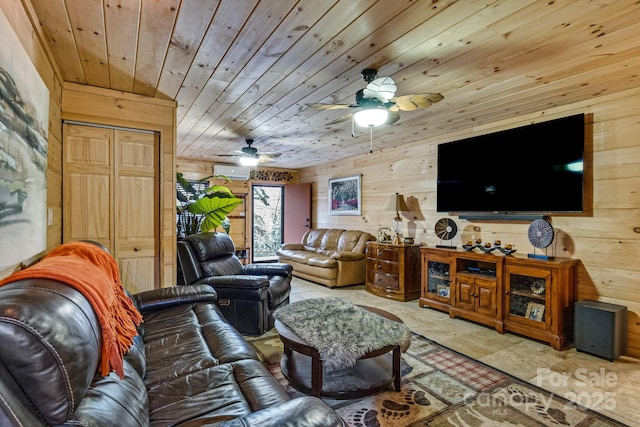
[{"xmin": 574, "ymin": 300, "xmax": 627, "ymax": 361}]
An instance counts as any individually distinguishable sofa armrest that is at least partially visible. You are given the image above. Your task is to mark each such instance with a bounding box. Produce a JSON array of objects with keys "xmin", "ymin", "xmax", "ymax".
[
  {"xmin": 242, "ymin": 263, "xmax": 293, "ymax": 277},
  {"xmin": 218, "ymin": 396, "xmax": 345, "ymax": 427},
  {"xmin": 330, "ymin": 251, "xmax": 365, "ymax": 261},
  {"xmin": 196, "ymin": 275, "xmax": 270, "ymax": 290},
  {"xmin": 279, "ymin": 243, "xmax": 304, "ymax": 251},
  {"xmin": 195, "ymin": 275, "xmax": 270, "ymax": 302},
  {"xmin": 132, "ymin": 285, "xmax": 217, "ymax": 313}
]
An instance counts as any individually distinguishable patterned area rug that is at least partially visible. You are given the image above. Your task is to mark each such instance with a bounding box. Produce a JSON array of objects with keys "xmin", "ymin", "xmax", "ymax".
[{"xmin": 247, "ymin": 330, "xmax": 627, "ymax": 427}]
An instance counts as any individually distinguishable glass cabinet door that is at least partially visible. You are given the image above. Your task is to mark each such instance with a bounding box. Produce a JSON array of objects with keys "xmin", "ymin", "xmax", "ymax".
[
  {"xmin": 427, "ymin": 260, "xmax": 451, "ymax": 300},
  {"xmin": 506, "ymin": 266, "xmax": 550, "ymax": 324}
]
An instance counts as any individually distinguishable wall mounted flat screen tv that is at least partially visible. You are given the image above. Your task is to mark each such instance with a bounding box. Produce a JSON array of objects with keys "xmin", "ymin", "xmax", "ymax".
[{"xmin": 437, "ymin": 114, "xmax": 585, "ymax": 215}]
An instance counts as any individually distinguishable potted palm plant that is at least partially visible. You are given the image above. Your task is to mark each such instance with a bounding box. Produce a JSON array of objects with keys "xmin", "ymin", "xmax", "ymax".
[{"xmin": 176, "ymin": 173, "xmax": 243, "ymax": 237}]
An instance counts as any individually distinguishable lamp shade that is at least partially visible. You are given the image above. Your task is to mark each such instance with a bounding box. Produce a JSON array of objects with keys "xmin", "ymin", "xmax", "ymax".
[
  {"xmin": 386, "ymin": 193, "xmax": 409, "ymax": 212},
  {"xmin": 353, "ymin": 108, "xmax": 389, "ymax": 127},
  {"xmin": 239, "ymin": 156, "xmax": 259, "ymax": 166}
]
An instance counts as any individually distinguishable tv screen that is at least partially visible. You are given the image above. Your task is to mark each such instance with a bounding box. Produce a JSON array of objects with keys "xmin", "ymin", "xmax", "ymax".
[{"xmin": 437, "ymin": 114, "xmax": 585, "ymax": 215}]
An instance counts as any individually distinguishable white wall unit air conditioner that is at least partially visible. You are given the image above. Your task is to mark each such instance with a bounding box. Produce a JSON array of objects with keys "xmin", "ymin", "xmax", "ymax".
[{"xmin": 213, "ymin": 165, "xmax": 251, "ymax": 181}]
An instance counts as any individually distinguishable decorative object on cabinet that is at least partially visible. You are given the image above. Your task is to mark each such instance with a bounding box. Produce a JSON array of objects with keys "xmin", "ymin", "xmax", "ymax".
[
  {"xmin": 434, "ymin": 218, "xmax": 457, "ymax": 249},
  {"xmin": 386, "ymin": 193, "xmax": 409, "ymax": 244},
  {"xmin": 527, "ymin": 218, "xmax": 555, "ymax": 260},
  {"xmin": 462, "ymin": 240, "xmax": 517, "ymax": 255},
  {"xmin": 420, "ymin": 248, "xmax": 578, "ymax": 350},
  {"xmin": 377, "ymin": 226, "xmax": 392, "ymax": 243},
  {"xmin": 365, "ymin": 242, "xmax": 420, "ymax": 301},
  {"xmin": 329, "ymin": 175, "xmax": 361, "ymax": 215},
  {"xmin": 525, "ymin": 302, "xmax": 545, "ymax": 321}
]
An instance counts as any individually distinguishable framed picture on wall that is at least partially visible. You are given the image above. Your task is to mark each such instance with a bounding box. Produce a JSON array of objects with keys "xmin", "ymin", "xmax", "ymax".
[
  {"xmin": 329, "ymin": 175, "xmax": 361, "ymax": 216},
  {"xmin": 0, "ymin": 11, "xmax": 49, "ymax": 271}
]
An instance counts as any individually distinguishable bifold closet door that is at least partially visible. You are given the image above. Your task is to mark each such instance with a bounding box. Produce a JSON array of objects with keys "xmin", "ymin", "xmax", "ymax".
[{"xmin": 63, "ymin": 123, "xmax": 159, "ymax": 293}]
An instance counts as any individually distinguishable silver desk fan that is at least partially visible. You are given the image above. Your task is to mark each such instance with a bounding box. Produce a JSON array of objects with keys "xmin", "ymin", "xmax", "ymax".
[
  {"xmin": 527, "ymin": 218, "xmax": 555, "ymax": 260},
  {"xmin": 435, "ymin": 218, "xmax": 457, "ymax": 249}
]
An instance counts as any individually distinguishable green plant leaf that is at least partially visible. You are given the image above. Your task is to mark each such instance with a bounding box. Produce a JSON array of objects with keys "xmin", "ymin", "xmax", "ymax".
[{"xmin": 188, "ymin": 193, "xmax": 242, "ymax": 232}]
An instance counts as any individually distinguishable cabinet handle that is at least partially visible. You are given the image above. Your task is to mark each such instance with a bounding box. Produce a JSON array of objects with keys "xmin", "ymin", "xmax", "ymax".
[
  {"xmin": 504, "ymin": 290, "xmax": 510, "ymax": 295},
  {"xmin": 134, "ymin": 247, "xmax": 140, "ymax": 252}
]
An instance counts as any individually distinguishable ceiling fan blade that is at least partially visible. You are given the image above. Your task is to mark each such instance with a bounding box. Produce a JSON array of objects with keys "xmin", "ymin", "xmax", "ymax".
[
  {"xmin": 258, "ymin": 152, "xmax": 281, "ymax": 159},
  {"xmin": 390, "ymin": 93, "xmax": 444, "ymax": 111},
  {"xmin": 325, "ymin": 113, "xmax": 353, "ymax": 126},
  {"xmin": 363, "ymin": 76, "xmax": 397, "ymax": 102},
  {"xmin": 306, "ymin": 103, "xmax": 351, "ymax": 110}
]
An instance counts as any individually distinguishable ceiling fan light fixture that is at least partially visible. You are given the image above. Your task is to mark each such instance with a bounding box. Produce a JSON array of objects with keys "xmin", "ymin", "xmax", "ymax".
[
  {"xmin": 239, "ymin": 156, "xmax": 259, "ymax": 167},
  {"xmin": 353, "ymin": 107, "xmax": 388, "ymax": 127}
]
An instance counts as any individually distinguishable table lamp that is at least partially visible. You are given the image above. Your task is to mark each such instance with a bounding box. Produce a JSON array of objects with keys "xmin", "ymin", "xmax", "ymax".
[{"xmin": 386, "ymin": 193, "xmax": 409, "ymax": 244}]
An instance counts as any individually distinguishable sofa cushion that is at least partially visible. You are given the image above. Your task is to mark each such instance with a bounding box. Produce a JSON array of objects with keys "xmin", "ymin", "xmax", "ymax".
[
  {"xmin": 185, "ymin": 232, "xmax": 244, "ymax": 276},
  {"xmin": 147, "ymin": 360, "xmax": 290, "ymax": 426},
  {"xmin": 142, "ymin": 302, "xmax": 260, "ymax": 387},
  {"xmin": 303, "ymin": 229, "xmax": 327, "ymax": 251},
  {"xmin": 320, "ymin": 229, "xmax": 344, "ymax": 251},
  {"xmin": 338, "ymin": 230, "xmax": 368, "ymax": 252},
  {"xmin": 201, "ymin": 255, "xmax": 244, "ymax": 276},
  {"xmin": 70, "ymin": 362, "xmax": 149, "ymax": 426},
  {"xmin": 278, "ymin": 249, "xmax": 313, "ymax": 263},
  {"xmin": 307, "ymin": 255, "xmax": 338, "ymax": 268}
]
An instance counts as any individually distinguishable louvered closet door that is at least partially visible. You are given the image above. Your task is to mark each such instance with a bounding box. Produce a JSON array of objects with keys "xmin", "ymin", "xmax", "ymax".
[{"xmin": 63, "ymin": 123, "xmax": 159, "ymax": 293}]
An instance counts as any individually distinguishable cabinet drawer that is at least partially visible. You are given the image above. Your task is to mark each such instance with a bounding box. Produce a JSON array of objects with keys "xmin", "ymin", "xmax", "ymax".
[
  {"xmin": 367, "ymin": 259, "xmax": 399, "ymax": 274},
  {"xmin": 368, "ymin": 271, "xmax": 399, "ymax": 290},
  {"xmin": 367, "ymin": 247, "xmax": 399, "ymax": 262}
]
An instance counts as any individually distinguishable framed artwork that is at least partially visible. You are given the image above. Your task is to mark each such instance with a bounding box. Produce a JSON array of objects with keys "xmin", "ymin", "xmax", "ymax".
[
  {"xmin": 525, "ymin": 302, "xmax": 545, "ymax": 322},
  {"xmin": 0, "ymin": 10, "xmax": 49, "ymax": 271},
  {"xmin": 436, "ymin": 285, "xmax": 450, "ymax": 298},
  {"xmin": 329, "ymin": 175, "xmax": 361, "ymax": 215}
]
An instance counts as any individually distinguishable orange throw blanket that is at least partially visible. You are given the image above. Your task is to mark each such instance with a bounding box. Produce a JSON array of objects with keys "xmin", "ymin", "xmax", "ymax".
[{"xmin": 0, "ymin": 241, "xmax": 143, "ymax": 379}]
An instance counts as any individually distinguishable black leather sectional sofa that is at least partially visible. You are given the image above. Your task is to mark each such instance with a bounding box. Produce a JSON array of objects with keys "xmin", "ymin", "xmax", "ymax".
[{"xmin": 0, "ymin": 245, "xmax": 344, "ymax": 426}]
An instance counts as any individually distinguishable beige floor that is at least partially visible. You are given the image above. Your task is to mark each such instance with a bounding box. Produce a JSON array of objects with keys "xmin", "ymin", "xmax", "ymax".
[{"xmin": 288, "ymin": 277, "xmax": 639, "ymax": 426}]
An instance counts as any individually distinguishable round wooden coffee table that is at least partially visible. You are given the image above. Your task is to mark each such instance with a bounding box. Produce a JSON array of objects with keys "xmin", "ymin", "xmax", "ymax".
[{"xmin": 274, "ymin": 305, "xmax": 403, "ymax": 399}]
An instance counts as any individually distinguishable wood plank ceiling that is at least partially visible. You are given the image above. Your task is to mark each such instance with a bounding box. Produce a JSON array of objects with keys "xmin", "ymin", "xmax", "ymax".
[{"xmin": 28, "ymin": 0, "xmax": 640, "ymax": 169}]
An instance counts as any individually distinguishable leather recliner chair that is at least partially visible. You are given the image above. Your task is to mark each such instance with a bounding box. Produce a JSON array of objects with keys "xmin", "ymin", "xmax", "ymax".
[{"xmin": 177, "ymin": 232, "xmax": 292, "ymax": 335}]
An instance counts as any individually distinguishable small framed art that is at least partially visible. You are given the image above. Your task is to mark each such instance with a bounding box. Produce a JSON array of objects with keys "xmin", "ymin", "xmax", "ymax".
[
  {"xmin": 525, "ymin": 302, "xmax": 545, "ymax": 321},
  {"xmin": 436, "ymin": 285, "xmax": 450, "ymax": 298},
  {"xmin": 329, "ymin": 175, "xmax": 361, "ymax": 215}
]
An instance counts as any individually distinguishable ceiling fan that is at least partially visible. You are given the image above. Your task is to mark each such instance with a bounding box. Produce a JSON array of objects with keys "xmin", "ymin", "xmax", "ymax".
[
  {"xmin": 307, "ymin": 68, "xmax": 444, "ymax": 127},
  {"xmin": 218, "ymin": 138, "xmax": 281, "ymax": 166}
]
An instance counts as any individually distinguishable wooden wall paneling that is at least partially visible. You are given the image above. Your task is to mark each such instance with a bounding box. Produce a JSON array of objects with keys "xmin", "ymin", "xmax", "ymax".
[
  {"xmin": 103, "ymin": 0, "xmax": 139, "ymax": 92},
  {"xmin": 28, "ymin": 0, "xmax": 84, "ymax": 84},
  {"xmin": 156, "ymin": 0, "xmax": 221, "ymax": 101},
  {"xmin": 134, "ymin": 0, "xmax": 180, "ymax": 97},
  {"xmin": 63, "ymin": 0, "xmax": 109, "ymax": 87},
  {"xmin": 171, "ymin": 0, "xmax": 259, "ymax": 132},
  {"xmin": 300, "ymin": 87, "xmax": 640, "ymax": 358},
  {"xmin": 62, "ymin": 82, "xmax": 176, "ymax": 288}
]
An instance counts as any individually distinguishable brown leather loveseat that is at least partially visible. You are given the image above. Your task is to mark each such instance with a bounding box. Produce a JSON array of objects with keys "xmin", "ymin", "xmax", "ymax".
[
  {"xmin": 276, "ymin": 228, "xmax": 376, "ymax": 287},
  {"xmin": 0, "ymin": 242, "xmax": 344, "ymax": 427}
]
